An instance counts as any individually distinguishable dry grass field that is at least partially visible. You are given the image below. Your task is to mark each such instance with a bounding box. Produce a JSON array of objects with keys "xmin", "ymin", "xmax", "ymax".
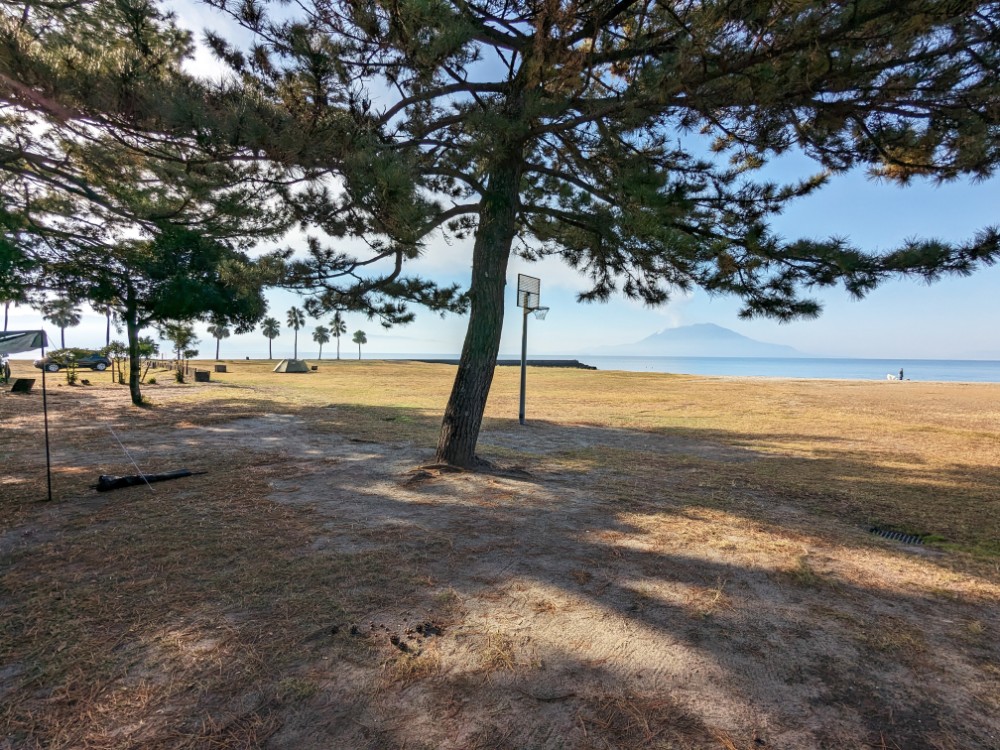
[{"xmin": 2, "ymin": 358, "xmax": 998, "ymax": 749}]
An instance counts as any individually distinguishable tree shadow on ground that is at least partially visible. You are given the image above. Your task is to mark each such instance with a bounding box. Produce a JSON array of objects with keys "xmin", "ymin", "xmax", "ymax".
[{"xmin": 2, "ymin": 395, "xmax": 999, "ymax": 749}]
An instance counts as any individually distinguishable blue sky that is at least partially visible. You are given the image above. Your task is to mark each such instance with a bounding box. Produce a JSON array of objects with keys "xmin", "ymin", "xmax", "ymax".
[
  {"xmin": 10, "ymin": 164, "xmax": 996, "ymax": 361},
  {"xmin": 6, "ymin": 3, "xmax": 999, "ymax": 360}
]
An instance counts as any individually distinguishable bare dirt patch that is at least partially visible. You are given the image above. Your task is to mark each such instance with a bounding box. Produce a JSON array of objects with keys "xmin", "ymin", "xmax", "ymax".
[{"xmin": 2, "ymin": 362, "xmax": 999, "ymax": 749}]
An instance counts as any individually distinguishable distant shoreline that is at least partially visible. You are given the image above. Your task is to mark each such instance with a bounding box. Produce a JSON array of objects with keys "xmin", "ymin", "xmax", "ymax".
[
  {"xmin": 411, "ymin": 358, "xmax": 597, "ymax": 370},
  {"xmin": 404, "ymin": 354, "xmax": 1000, "ymax": 383}
]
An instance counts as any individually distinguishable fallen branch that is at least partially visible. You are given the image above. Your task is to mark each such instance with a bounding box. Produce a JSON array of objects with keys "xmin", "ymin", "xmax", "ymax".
[{"xmin": 95, "ymin": 469, "xmax": 201, "ymax": 492}]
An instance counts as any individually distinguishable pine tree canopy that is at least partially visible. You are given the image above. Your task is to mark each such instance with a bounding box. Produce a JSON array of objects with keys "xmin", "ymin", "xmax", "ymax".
[
  {"xmin": 208, "ymin": 0, "xmax": 1000, "ymax": 320},
  {"xmin": 5, "ymin": 0, "xmax": 999, "ymax": 464}
]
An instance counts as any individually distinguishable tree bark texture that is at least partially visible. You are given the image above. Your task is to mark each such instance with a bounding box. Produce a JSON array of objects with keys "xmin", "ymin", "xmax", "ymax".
[
  {"xmin": 435, "ymin": 161, "xmax": 522, "ymax": 467},
  {"xmin": 124, "ymin": 285, "xmax": 143, "ymax": 406}
]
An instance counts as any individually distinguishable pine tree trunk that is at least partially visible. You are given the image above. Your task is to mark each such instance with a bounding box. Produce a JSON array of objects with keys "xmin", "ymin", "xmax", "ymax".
[
  {"xmin": 336, "ymin": 337, "xmax": 340, "ymax": 359},
  {"xmin": 319, "ymin": 344, "xmax": 323, "ymax": 360},
  {"xmin": 268, "ymin": 339, "xmax": 272, "ymax": 359},
  {"xmin": 294, "ymin": 331, "xmax": 298, "ymax": 359},
  {"xmin": 124, "ymin": 286, "xmax": 143, "ymax": 407},
  {"xmin": 215, "ymin": 338, "xmax": 220, "ymax": 360},
  {"xmin": 435, "ymin": 161, "xmax": 522, "ymax": 467},
  {"xmin": 60, "ymin": 327, "xmax": 65, "ymax": 348},
  {"xmin": 106, "ymin": 312, "xmax": 111, "ymax": 346},
  {"xmin": 3, "ymin": 301, "xmax": 8, "ymax": 331}
]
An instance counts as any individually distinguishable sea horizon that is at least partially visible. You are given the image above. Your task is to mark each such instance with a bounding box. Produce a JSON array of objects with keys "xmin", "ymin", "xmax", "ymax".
[{"xmin": 280, "ymin": 352, "xmax": 1000, "ymax": 383}]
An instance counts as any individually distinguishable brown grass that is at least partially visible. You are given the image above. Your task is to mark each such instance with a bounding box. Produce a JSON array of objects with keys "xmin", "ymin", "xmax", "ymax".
[{"xmin": 2, "ymin": 357, "xmax": 999, "ymax": 749}]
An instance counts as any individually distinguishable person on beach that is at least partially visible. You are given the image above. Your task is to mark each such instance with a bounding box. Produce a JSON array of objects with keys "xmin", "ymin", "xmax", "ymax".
[{"xmin": 899, "ymin": 368, "xmax": 904, "ymax": 381}]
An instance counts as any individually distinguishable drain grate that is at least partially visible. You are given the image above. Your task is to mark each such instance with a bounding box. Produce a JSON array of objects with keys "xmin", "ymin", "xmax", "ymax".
[{"xmin": 869, "ymin": 526, "xmax": 925, "ymax": 545}]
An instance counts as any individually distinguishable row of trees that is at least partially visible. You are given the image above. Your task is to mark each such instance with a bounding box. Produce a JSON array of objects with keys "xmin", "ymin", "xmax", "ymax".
[
  {"xmin": 2, "ymin": 0, "xmax": 998, "ymax": 466},
  {"xmin": 9, "ymin": 291, "xmax": 372, "ymax": 364},
  {"xmin": 261, "ymin": 308, "xmax": 366, "ymax": 360}
]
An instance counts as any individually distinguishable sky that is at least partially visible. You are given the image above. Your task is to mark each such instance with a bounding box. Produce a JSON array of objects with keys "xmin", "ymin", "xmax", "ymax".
[{"xmin": 6, "ymin": 3, "xmax": 999, "ymax": 361}]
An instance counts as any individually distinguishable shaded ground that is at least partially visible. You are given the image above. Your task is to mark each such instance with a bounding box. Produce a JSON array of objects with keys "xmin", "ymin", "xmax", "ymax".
[{"xmin": 2, "ymin": 366, "xmax": 999, "ymax": 749}]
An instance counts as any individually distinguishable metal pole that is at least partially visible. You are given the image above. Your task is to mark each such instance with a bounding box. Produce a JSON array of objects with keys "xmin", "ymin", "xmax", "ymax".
[
  {"xmin": 40, "ymin": 343, "xmax": 52, "ymax": 502},
  {"xmin": 519, "ymin": 307, "xmax": 529, "ymax": 425}
]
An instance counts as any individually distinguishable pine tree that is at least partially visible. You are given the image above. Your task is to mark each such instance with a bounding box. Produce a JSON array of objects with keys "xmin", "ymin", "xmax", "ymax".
[
  {"xmin": 207, "ymin": 0, "xmax": 1000, "ymax": 467},
  {"xmin": 0, "ymin": 0, "xmax": 288, "ymax": 405}
]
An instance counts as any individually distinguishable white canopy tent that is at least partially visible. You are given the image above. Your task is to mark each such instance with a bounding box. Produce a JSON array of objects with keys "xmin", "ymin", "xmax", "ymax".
[{"xmin": 1, "ymin": 330, "xmax": 53, "ymax": 501}]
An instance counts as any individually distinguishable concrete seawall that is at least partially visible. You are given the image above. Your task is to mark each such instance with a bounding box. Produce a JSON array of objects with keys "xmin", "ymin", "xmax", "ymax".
[{"xmin": 412, "ymin": 359, "xmax": 597, "ymax": 370}]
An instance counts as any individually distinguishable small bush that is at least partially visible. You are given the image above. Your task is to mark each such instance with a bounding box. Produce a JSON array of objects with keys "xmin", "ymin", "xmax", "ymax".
[
  {"xmin": 174, "ymin": 370, "xmax": 185, "ymax": 384},
  {"xmin": 147, "ymin": 377, "xmax": 157, "ymax": 385}
]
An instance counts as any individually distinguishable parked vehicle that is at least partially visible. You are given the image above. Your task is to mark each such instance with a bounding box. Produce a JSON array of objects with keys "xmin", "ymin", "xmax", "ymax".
[{"xmin": 34, "ymin": 350, "xmax": 111, "ymax": 373}]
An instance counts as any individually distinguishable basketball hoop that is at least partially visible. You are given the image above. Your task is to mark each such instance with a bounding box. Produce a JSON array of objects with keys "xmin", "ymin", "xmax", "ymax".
[
  {"xmin": 517, "ymin": 275, "xmax": 549, "ymax": 425},
  {"xmin": 517, "ymin": 274, "xmax": 541, "ymax": 309}
]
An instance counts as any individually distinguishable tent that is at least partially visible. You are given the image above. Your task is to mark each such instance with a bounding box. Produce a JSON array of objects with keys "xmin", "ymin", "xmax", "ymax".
[
  {"xmin": 1, "ymin": 330, "xmax": 53, "ymax": 501},
  {"xmin": 273, "ymin": 358, "xmax": 309, "ymax": 373}
]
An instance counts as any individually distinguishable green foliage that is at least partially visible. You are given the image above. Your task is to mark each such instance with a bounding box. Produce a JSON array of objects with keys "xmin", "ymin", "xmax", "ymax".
[
  {"xmin": 0, "ymin": 0, "xmax": 289, "ymax": 406},
  {"xmin": 352, "ymin": 329, "xmax": 367, "ymax": 358},
  {"xmin": 286, "ymin": 306, "xmax": 305, "ymax": 330},
  {"xmin": 46, "ymin": 347, "xmax": 93, "ymax": 364},
  {"xmin": 101, "ymin": 341, "xmax": 129, "ymax": 360},
  {"xmin": 159, "ymin": 321, "xmax": 198, "ymax": 359},
  {"xmin": 41, "ymin": 298, "xmax": 82, "ymax": 343},
  {"xmin": 261, "ymin": 317, "xmax": 280, "ymax": 339},
  {"xmin": 214, "ymin": 0, "xmax": 999, "ymax": 322},
  {"xmin": 330, "ymin": 312, "xmax": 347, "ymax": 338},
  {"xmin": 312, "ymin": 325, "xmax": 330, "ymax": 345},
  {"xmin": 137, "ymin": 336, "xmax": 158, "ymax": 359}
]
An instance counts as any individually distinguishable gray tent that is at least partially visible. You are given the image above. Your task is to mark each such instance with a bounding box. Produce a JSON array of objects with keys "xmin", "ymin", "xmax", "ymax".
[
  {"xmin": 1, "ymin": 330, "xmax": 53, "ymax": 500},
  {"xmin": 1, "ymin": 330, "xmax": 47, "ymax": 354},
  {"xmin": 273, "ymin": 358, "xmax": 310, "ymax": 373}
]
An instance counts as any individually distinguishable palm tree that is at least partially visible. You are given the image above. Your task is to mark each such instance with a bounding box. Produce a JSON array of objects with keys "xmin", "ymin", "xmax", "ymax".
[
  {"xmin": 330, "ymin": 311, "xmax": 347, "ymax": 360},
  {"xmin": 94, "ymin": 303, "xmax": 120, "ymax": 346},
  {"xmin": 42, "ymin": 298, "xmax": 82, "ymax": 348},
  {"xmin": 2, "ymin": 293, "xmax": 22, "ymax": 332},
  {"xmin": 352, "ymin": 329, "xmax": 367, "ymax": 360},
  {"xmin": 261, "ymin": 317, "xmax": 280, "ymax": 359},
  {"xmin": 287, "ymin": 306, "xmax": 306, "ymax": 358},
  {"xmin": 312, "ymin": 325, "xmax": 331, "ymax": 360},
  {"xmin": 207, "ymin": 321, "xmax": 231, "ymax": 360}
]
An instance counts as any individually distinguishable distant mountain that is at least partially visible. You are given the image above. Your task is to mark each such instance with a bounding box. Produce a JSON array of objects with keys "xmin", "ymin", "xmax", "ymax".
[{"xmin": 590, "ymin": 323, "xmax": 804, "ymax": 358}]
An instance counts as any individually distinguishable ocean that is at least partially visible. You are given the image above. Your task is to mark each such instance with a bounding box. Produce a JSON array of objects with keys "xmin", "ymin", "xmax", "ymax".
[
  {"xmin": 357, "ymin": 353, "xmax": 1000, "ymax": 383},
  {"xmin": 571, "ymin": 356, "xmax": 1000, "ymax": 383}
]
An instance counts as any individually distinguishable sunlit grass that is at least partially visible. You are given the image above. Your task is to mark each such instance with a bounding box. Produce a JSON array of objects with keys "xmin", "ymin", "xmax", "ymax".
[{"xmin": 2, "ymin": 357, "xmax": 1000, "ymax": 747}]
